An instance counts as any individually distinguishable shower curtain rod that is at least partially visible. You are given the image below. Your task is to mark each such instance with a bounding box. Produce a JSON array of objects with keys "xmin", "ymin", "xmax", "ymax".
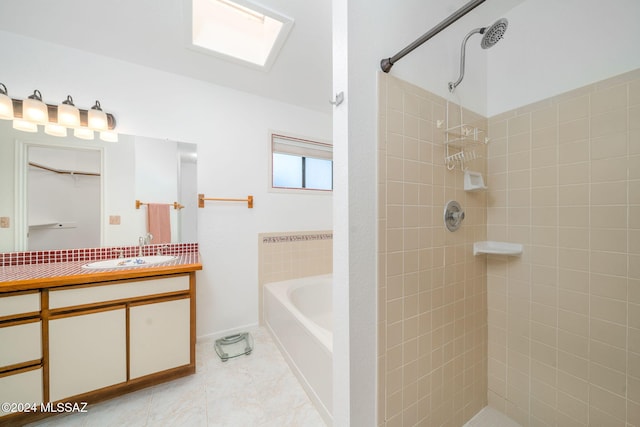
[{"xmin": 380, "ymin": 0, "xmax": 486, "ymax": 73}]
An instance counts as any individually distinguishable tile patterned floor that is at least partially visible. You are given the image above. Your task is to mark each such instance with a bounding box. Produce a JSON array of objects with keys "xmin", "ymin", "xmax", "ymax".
[
  {"xmin": 463, "ymin": 406, "xmax": 522, "ymax": 427},
  {"xmin": 26, "ymin": 327, "xmax": 326, "ymax": 427}
]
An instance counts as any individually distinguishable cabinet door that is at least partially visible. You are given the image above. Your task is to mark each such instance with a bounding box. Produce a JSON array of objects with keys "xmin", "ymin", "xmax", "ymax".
[
  {"xmin": 49, "ymin": 307, "xmax": 126, "ymax": 402},
  {"xmin": 130, "ymin": 298, "xmax": 190, "ymax": 379},
  {"xmin": 0, "ymin": 368, "xmax": 43, "ymax": 418}
]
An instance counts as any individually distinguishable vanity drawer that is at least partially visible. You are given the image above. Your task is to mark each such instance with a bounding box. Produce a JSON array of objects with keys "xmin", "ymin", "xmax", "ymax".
[
  {"xmin": 0, "ymin": 292, "xmax": 40, "ymax": 318},
  {"xmin": 49, "ymin": 275, "xmax": 189, "ymax": 309},
  {"xmin": 0, "ymin": 320, "xmax": 42, "ymax": 368},
  {"xmin": 0, "ymin": 368, "xmax": 43, "ymax": 418}
]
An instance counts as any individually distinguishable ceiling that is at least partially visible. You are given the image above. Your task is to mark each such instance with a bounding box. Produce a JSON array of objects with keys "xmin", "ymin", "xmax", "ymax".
[{"xmin": 0, "ymin": 0, "xmax": 333, "ymax": 113}]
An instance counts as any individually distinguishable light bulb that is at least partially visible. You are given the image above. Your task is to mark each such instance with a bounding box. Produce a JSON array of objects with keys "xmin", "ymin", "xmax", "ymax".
[
  {"xmin": 74, "ymin": 127, "xmax": 94, "ymax": 140},
  {"xmin": 99, "ymin": 130, "xmax": 118, "ymax": 142},
  {"xmin": 45, "ymin": 123, "xmax": 68, "ymax": 137},
  {"xmin": 0, "ymin": 83, "xmax": 13, "ymax": 120},
  {"xmin": 22, "ymin": 90, "xmax": 48, "ymax": 124},
  {"xmin": 13, "ymin": 119, "xmax": 38, "ymax": 132},
  {"xmin": 88, "ymin": 100, "xmax": 107, "ymax": 131},
  {"xmin": 57, "ymin": 95, "xmax": 80, "ymax": 127}
]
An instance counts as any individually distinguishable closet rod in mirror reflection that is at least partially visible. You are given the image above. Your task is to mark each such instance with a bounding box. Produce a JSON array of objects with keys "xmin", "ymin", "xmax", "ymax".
[
  {"xmin": 29, "ymin": 161, "xmax": 100, "ymax": 177},
  {"xmin": 135, "ymin": 200, "xmax": 184, "ymax": 210},
  {"xmin": 198, "ymin": 194, "xmax": 254, "ymax": 209}
]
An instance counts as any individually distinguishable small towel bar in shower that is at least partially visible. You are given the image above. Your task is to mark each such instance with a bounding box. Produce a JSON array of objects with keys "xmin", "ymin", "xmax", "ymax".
[{"xmin": 198, "ymin": 194, "xmax": 254, "ymax": 209}]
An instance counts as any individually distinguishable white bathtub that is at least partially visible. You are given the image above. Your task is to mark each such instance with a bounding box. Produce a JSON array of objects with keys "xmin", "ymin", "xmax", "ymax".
[{"xmin": 264, "ymin": 274, "xmax": 332, "ymax": 425}]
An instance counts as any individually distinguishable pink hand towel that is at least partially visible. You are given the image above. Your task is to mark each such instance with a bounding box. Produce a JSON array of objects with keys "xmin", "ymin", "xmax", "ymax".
[{"xmin": 147, "ymin": 203, "xmax": 171, "ymax": 244}]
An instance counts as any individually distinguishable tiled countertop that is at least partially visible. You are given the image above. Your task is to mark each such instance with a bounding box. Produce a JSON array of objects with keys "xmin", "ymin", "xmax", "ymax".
[{"xmin": 0, "ymin": 251, "xmax": 202, "ymax": 292}]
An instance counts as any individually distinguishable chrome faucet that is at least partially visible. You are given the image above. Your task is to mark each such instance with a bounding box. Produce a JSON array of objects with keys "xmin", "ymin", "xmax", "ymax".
[{"xmin": 138, "ymin": 233, "xmax": 153, "ymax": 257}]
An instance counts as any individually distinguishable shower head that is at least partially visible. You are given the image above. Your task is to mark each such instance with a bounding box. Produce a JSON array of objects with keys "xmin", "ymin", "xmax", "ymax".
[
  {"xmin": 480, "ymin": 18, "xmax": 508, "ymax": 49},
  {"xmin": 448, "ymin": 17, "xmax": 509, "ymax": 92}
]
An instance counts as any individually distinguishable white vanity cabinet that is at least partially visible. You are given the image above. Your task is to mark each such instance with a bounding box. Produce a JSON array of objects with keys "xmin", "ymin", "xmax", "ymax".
[
  {"xmin": 0, "ymin": 267, "xmax": 199, "ymax": 425},
  {"xmin": 49, "ymin": 307, "xmax": 127, "ymax": 402},
  {"xmin": 0, "ymin": 291, "xmax": 43, "ymax": 418},
  {"xmin": 47, "ymin": 273, "xmax": 193, "ymax": 398}
]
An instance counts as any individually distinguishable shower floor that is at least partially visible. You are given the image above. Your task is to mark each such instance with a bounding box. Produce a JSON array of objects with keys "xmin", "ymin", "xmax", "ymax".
[{"xmin": 464, "ymin": 406, "xmax": 522, "ymax": 427}]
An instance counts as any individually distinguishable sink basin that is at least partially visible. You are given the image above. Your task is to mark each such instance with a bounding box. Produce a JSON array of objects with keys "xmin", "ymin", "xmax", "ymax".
[{"xmin": 82, "ymin": 255, "xmax": 177, "ymax": 270}]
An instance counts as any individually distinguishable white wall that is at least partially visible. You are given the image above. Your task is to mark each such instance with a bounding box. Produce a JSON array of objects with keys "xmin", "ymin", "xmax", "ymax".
[
  {"xmin": 487, "ymin": 0, "xmax": 640, "ymax": 116},
  {"xmin": 0, "ymin": 30, "xmax": 332, "ymax": 338}
]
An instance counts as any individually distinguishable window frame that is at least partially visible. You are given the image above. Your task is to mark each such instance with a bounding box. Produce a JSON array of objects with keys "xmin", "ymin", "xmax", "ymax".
[{"xmin": 269, "ymin": 132, "xmax": 333, "ymax": 193}]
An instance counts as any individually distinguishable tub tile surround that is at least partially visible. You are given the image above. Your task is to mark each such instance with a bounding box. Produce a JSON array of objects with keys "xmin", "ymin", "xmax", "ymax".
[
  {"xmin": 258, "ymin": 231, "xmax": 332, "ymax": 323},
  {"xmin": 486, "ymin": 68, "xmax": 640, "ymax": 427},
  {"xmin": 258, "ymin": 231, "xmax": 332, "ymax": 284},
  {"xmin": 378, "ymin": 73, "xmax": 489, "ymax": 427}
]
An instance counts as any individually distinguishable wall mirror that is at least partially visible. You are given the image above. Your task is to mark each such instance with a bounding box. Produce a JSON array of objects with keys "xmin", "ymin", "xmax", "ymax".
[{"xmin": 0, "ymin": 120, "xmax": 198, "ymax": 252}]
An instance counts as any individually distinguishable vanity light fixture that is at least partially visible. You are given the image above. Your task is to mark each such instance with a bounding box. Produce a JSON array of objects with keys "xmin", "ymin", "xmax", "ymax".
[
  {"xmin": 0, "ymin": 83, "xmax": 117, "ymax": 142},
  {"xmin": 0, "ymin": 84, "xmax": 13, "ymax": 120}
]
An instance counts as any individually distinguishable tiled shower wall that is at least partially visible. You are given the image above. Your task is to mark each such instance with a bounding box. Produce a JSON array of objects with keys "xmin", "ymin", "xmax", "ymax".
[
  {"xmin": 378, "ymin": 73, "xmax": 488, "ymax": 426},
  {"xmin": 486, "ymin": 69, "xmax": 640, "ymax": 426}
]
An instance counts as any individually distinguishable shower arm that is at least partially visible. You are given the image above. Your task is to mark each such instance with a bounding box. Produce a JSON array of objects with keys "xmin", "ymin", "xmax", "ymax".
[
  {"xmin": 448, "ymin": 27, "xmax": 485, "ymax": 92},
  {"xmin": 380, "ymin": 0, "xmax": 487, "ymax": 73}
]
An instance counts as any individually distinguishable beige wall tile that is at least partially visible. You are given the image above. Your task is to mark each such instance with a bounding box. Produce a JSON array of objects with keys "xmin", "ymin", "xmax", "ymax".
[
  {"xmin": 590, "ymin": 294, "xmax": 627, "ymax": 325},
  {"xmin": 559, "ymin": 117, "xmax": 589, "ymax": 144},
  {"xmin": 558, "ymin": 162, "xmax": 588, "ymax": 185},
  {"xmin": 509, "ymin": 114, "xmax": 531, "ymax": 136},
  {"xmin": 559, "ymin": 139, "xmax": 589, "ymax": 164},
  {"xmin": 590, "ymin": 251, "xmax": 627, "ymax": 277},
  {"xmin": 591, "ymin": 84, "xmax": 627, "ymax": 115},
  {"xmin": 591, "ymin": 132, "xmax": 627, "ymax": 160},
  {"xmin": 557, "ymin": 310, "xmax": 588, "ymax": 339},
  {"xmin": 532, "ymin": 106, "xmax": 558, "ymax": 130},
  {"xmin": 590, "ymin": 318, "xmax": 627, "ymax": 350},
  {"xmin": 589, "ymin": 362, "xmax": 627, "ymax": 396},
  {"xmin": 383, "ymin": 70, "xmax": 640, "ymax": 427},
  {"xmin": 591, "ymin": 181, "xmax": 627, "ymax": 205},
  {"xmin": 559, "ymin": 94, "xmax": 589, "ymax": 123},
  {"xmin": 590, "ymin": 273, "xmax": 627, "ymax": 301},
  {"xmin": 591, "ymin": 109, "xmax": 627, "ymax": 139},
  {"xmin": 591, "ymin": 158, "xmax": 627, "ymax": 183}
]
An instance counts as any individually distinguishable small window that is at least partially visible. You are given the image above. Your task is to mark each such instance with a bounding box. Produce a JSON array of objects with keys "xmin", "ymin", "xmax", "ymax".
[{"xmin": 271, "ymin": 133, "xmax": 333, "ymax": 191}]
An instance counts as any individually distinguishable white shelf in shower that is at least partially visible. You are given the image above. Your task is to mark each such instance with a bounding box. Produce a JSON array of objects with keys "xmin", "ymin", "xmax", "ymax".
[{"xmin": 473, "ymin": 241, "xmax": 523, "ymax": 256}]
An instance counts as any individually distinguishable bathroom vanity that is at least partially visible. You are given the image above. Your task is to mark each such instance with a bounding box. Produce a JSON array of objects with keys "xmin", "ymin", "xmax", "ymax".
[{"xmin": 0, "ymin": 251, "xmax": 201, "ymax": 426}]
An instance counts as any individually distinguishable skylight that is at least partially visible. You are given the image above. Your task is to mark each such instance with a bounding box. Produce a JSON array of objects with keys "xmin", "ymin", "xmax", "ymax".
[{"xmin": 190, "ymin": 0, "xmax": 293, "ymax": 70}]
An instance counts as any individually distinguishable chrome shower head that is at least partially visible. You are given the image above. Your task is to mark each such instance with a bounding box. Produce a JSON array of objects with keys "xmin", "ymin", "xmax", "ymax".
[
  {"xmin": 448, "ymin": 17, "xmax": 509, "ymax": 92},
  {"xmin": 480, "ymin": 18, "xmax": 508, "ymax": 49}
]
